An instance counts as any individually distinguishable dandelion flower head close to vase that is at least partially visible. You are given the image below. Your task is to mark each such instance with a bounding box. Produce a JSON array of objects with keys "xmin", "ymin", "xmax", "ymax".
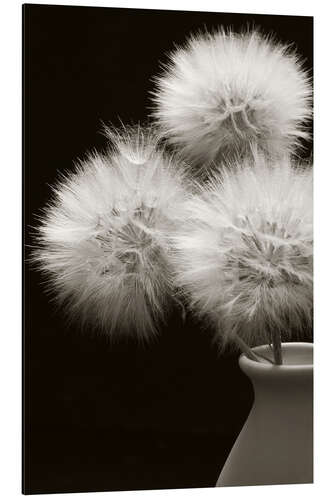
[
  {"xmin": 33, "ymin": 126, "xmax": 190, "ymax": 341},
  {"xmin": 153, "ymin": 28, "xmax": 312, "ymax": 172},
  {"xmin": 172, "ymin": 156, "xmax": 313, "ymax": 353}
]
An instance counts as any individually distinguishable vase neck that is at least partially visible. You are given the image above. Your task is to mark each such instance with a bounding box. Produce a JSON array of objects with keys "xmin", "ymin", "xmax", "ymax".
[{"xmin": 239, "ymin": 343, "xmax": 313, "ymax": 412}]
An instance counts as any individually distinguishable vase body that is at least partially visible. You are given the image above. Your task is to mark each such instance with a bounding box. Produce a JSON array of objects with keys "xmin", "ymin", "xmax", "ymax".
[{"xmin": 216, "ymin": 342, "xmax": 313, "ymax": 487}]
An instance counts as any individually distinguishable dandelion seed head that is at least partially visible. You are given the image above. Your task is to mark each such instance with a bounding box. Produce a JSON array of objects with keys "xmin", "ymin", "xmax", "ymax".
[
  {"xmin": 33, "ymin": 126, "xmax": 190, "ymax": 340},
  {"xmin": 153, "ymin": 29, "xmax": 312, "ymax": 172},
  {"xmin": 172, "ymin": 156, "xmax": 313, "ymax": 349}
]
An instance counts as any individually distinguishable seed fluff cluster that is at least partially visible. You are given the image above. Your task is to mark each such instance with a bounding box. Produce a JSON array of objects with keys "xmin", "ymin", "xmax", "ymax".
[
  {"xmin": 33, "ymin": 127, "xmax": 190, "ymax": 340},
  {"xmin": 171, "ymin": 156, "xmax": 313, "ymax": 350},
  {"xmin": 153, "ymin": 29, "xmax": 312, "ymax": 172}
]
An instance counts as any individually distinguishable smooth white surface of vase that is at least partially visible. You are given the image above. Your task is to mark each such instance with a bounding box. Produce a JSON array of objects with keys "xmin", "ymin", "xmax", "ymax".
[{"xmin": 216, "ymin": 342, "xmax": 313, "ymax": 487}]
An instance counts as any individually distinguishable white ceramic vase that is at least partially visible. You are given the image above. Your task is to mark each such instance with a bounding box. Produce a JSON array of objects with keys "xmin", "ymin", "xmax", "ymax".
[{"xmin": 216, "ymin": 342, "xmax": 313, "ymax": 487}]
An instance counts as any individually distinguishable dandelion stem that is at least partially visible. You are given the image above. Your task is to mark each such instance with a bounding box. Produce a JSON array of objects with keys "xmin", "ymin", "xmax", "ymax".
[
  {"xmin": 234, "ymin": 333, "xmax": 271, "ymax": 363},
  {"xmin": 271, "ymin": 330, "xmax": 283, "ymax": 365}
]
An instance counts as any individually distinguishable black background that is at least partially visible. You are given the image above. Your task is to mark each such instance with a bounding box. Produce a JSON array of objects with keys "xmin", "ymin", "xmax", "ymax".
[{"xmin": 23, "ymin": 4, "xmax": 313, "ymax": 495}]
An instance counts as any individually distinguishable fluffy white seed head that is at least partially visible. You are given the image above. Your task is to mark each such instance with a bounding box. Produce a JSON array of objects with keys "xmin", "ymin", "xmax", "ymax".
[
  {"xmin": 172, "ymin": 156, "xmax": 313, "ymax": 350},
  {"xmin": 153, "ymin": 29, "xmax": 312, "ymax": 172},
  {"xmin": 33, "ymin": 127, "xmax": 190, "ymax": 341}
]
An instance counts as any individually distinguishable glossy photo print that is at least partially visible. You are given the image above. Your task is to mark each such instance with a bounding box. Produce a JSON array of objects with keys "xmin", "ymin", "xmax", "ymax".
[{"xmin": 23, "ymin": 4, "xmax": 313, "ymax": 494}]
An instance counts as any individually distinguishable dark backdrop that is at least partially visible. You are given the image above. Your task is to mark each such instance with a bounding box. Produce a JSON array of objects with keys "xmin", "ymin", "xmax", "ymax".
[{"xmin": 23, "ymin": 4, "xmax": 313, "ymax": 494}]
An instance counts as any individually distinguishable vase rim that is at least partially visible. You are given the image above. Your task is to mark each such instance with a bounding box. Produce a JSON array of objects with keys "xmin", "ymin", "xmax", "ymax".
[{"xmin": 239, "ymin": 342, "xmax": 313, "ymax": 375}]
